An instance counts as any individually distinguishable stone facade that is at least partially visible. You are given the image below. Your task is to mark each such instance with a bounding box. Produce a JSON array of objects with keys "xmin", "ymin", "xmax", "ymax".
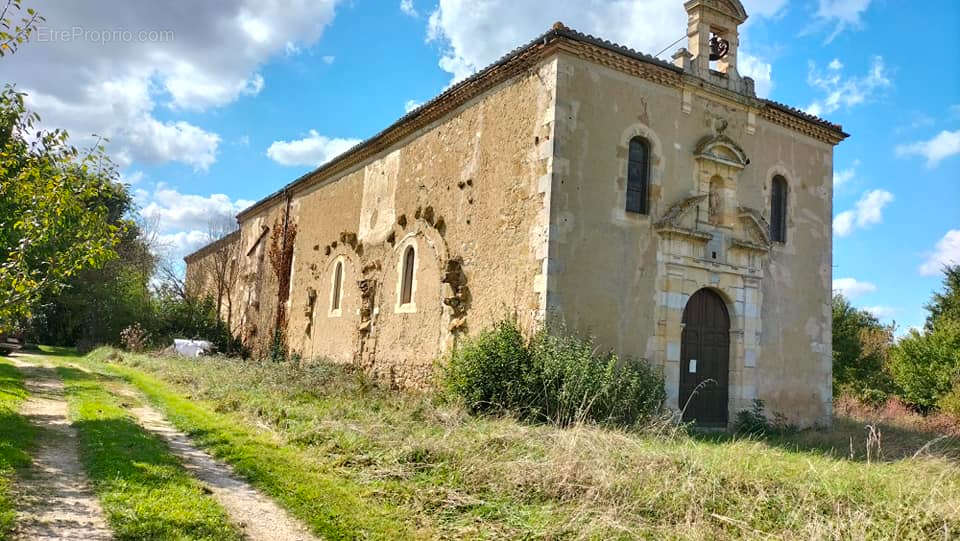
[{"xmin": 185, "ymin": 0, "xmax": 846, "ymax": 427}]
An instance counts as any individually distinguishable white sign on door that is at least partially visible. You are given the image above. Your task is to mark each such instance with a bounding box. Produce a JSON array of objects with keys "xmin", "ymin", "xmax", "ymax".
[{"xmin": 689, "ymin": 359, "xmax": 697, "ymax": 373}]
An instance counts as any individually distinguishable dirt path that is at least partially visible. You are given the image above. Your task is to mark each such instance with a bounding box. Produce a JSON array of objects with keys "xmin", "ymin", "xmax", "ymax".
[
  {"xmin": 10, "ymin": 357, "xmax": 113, "ymax": 541},
  {"xmin": 110, "ymin": 384, "xmax": 320, "ymax": 541}
]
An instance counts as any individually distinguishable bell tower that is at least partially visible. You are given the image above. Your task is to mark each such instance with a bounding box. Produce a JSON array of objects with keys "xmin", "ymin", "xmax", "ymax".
[{"xmin": 680, "ymin": 0, "xmax": 751, "ymax": 93}]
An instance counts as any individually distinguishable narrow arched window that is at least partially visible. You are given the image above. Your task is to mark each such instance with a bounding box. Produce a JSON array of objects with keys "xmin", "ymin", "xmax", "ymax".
[
  {"xmin": 400, "ymin": 246, "xmax": 415, "ymax": 305},
  {"xmin": 331, "ymin": 261, "xmax": 343, "ymax": 310},
  {"xmin": 626, "ymin": 137, "xmax": 650, "ymax": 214},
  {"xmin": 770, "ymin": 175, "xmax": 788, "ymax": 243}
]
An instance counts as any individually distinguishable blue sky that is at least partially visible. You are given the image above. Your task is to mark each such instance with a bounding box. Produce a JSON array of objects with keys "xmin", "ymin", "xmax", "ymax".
[{"xmin": 6, "ymin": 0, "xmax": 959, "ymax": 333}]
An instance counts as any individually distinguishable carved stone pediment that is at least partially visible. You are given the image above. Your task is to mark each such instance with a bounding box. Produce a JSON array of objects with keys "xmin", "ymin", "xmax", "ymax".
[
  {"xmin": 683, "ymin": 0, "xmax": 748, "ymax": 23},
  {"xmin": 736, "ymin": 206, "xmax": 771, "ymax": 249},
  {"xmin": 694, "ymin": 133, "xmax": 749, "ymax": 169},
  {"xmin": 655, "ymin": 194, "xmax": 706, "ymax": 230}
]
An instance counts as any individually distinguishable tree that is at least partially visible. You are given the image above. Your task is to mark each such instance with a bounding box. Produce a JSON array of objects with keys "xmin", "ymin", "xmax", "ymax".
[
  {"xmin": 0, "ymin": 86, "xmax": 124, "ymax": 332},
  {"xmin": 925, "ymin": 264, "xmax": 960, "ymax": 330},
  {"xmin": 0, "ymin": 0, "xmax": 43, "ymax": 57},
  {"xmin": 888, "ymin": 266, "xmax": 960, "ymax": 409},
  {"xmin": 204, "ymin": 215, "xmax": 240, "ymax": 332},
  {"xmin": 832, "ymin": 294, "xmax": 893, "ymax": 401}
]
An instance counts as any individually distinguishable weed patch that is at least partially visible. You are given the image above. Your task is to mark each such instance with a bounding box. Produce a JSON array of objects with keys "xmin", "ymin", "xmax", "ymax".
[{"xmin": 0, "ymin": 359, "xmax": 33, "ymax": 539}]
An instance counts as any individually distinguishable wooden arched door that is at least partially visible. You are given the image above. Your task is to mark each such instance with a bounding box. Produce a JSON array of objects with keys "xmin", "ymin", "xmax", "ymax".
[{"xmin": 679, "ymin": 289, "xmax": 730, "ymax": 426}]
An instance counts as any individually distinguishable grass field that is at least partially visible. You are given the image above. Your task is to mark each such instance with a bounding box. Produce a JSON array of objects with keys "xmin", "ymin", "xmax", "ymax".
[
  {"xmin": 78, "ymin": 347, "xmax": 960, "ymax": 539},
  {"xmin": 57, "ymin": 364, "xmax": 242, "ymax": 540},
  {"xmin": 0, "ymin": 358, "xmax": 34, "ymax": 539}
]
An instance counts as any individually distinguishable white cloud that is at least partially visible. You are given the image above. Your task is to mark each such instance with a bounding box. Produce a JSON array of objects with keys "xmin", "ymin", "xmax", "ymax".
[
  {"xmin": 138, "ymin": 184, "xmax": 254, "ymax": 259},
  {"xmin": 425, "ymin": 0, "xmax": 777, "ymax": 91},
  {"xmin": 805, "ymin": 56, "xmax": 891, "ymax": 116},
  {"xmin": 4, "ymin": 1, "xmax": 340, "ymax": 169},
  {"xmin": 919, "ymin": 230, "xmax": 960, "ymax": 276},
  {"xmin": 833, "ymin": 189, "xmax": 894, "ymax": 237},
  {"xmin": 896, "ymin": 130, "xmax": 960, "ymax": 168},
  {"xmin": 738, "ymin": 53, "xmax": 773, "ymax": 98},
  {"xmin": 833, "ymin": 277, "xmax": 876, "ymax": 298},
  {"xmin": 400, "ymin": 0, "xmax": 418, "ymax": 17},
  {"xmin": 404, "ymin": 99, "xmax": 423, "ymax": 113},
  {"xmin": 266, "ymin": 130, "xmax": 361, "ymax": 167},
  {"xmin": 864, "ymin": 306, "xmax": 896, "ymax": 319},
  {"xmin": 322, "ymin": 55, "xmax": 336, "ymax": 64},
  {"xmin": 833, "ymin": 159, "xmax": 859, "ymax": 186},
  {"xmin": 816, "ymin": 0, "xmax": 873, "ymax": 42}
]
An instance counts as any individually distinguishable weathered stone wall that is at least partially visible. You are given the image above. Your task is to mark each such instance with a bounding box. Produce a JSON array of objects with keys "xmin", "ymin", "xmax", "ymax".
[
  {"xmin": 548, "ymin": 52, "xmax": 834, "ymax": 427},
  {"xmin": 204, "ymin": 58, "xmax": 558, "ymax": 386}
]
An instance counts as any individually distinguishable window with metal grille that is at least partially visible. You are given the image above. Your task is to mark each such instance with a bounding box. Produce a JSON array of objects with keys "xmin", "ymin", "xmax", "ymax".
[
  {"xmin": 331, "ymin": 261, "xmax": 343, "ymax": 310},
  {"xmin": 770, "ymin": 175, "xmax": 788, "ymax": 243},
  {"xmin": 627, "ymin": 137, "xmax": 650, "ymax": 214},
  {"xmin": 400, "ymin": 246, "xmax": 415, "ymax": 305}
]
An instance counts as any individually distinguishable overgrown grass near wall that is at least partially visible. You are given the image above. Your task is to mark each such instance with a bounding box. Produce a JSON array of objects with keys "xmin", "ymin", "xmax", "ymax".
[
  {"xmin": 81, "ymin": 347, "xmax": 960, "ymax": 539},
  {"xmin": 0, "ymin": 359, "xmax": 33, "ymax": 539}
]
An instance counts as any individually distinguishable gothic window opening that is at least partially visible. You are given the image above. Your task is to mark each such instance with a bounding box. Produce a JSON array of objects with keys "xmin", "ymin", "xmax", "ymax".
[
  {"xmin": 627, "ymin": 137, "xmax": 650, "ymax": 215},
  {"xmin": 400, "ymin": 246, "xmax": 415, "ymax": 305},
  {"xmin": 331, "ymin": 260, "xmax": 343, "ymax": 311},
  {"xmin": 770, "ymin": 175, "xmax": 788, "ymax": 243}
]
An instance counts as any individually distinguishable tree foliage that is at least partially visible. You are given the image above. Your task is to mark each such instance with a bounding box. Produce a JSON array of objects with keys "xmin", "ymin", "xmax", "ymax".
[
  {"xmin": 925, "ymin": 265, "xmax": 960, "ymax": 331},
  {"xmin": 831, "ymin": 294, "xmax": 893, "ymax": 401},
  {"xmin": 0, "ymin": 0, "xmax": 43, "ymax": 57},
  {"xmin": 0, "ymin": 85, "xmax": 124, "ymax": 332}
]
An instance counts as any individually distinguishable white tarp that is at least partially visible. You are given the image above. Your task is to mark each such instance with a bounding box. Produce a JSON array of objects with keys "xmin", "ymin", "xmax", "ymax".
[{"xmin": 173, "ymin": 339, "xmax": 213, "ymax": 357}]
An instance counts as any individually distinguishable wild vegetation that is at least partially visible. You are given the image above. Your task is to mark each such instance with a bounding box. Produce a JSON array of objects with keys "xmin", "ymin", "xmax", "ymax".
[
  {"xmin": 832, "ymin": 265, "xmax": 960, "ymax": 418},
  {"xmin": 0, "ymin": 358, "xmax": 34, "ymax": 538},
  {"xmin": 444, "ymin": 319, "xmax": 665, "ymax": 427},
  {"xmin": 75, "ymin": 346, "xmax": 959, "ymax": 539}
]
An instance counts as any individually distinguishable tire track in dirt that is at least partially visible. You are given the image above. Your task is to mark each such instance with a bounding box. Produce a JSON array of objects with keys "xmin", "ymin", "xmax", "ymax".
[
  {"xmin": 10, "ymin": 357, "xmax": 113, "ymax": 541},
  {"xmin": 107, "ymin": 379, "xmax": 320, "ymax": 541}
]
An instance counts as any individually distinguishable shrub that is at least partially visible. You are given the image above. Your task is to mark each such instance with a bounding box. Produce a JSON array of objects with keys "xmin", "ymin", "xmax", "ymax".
[
  {"xmin": 938, "ymin": 382, "xmax": 960, "ymax": 418},
  {"xmin": 444, "ymin": 319, "xmax": 664, "ymax": 428},
  {"xmin": 888, "ymin": 320, "xmax": 960, "ymax": 409},
  {"xmin": 443, "ymin": 319, "xmax": 531, "ymax": 413},
  {"xmin": 734, "ymin": 399, "xmax": 795, "ymax": 436},
  {"xmin": 119, "ymin": 323, "xmax": 149, "ymax": 352}
]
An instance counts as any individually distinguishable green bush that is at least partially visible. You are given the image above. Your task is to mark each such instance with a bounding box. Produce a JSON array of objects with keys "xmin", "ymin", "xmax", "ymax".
[
  {"xmin": 444, "ymin": 320, "xmax": 664, "ymax": 428},
  {"xmin": 887, "ymin": 320, "xmax": 960, "ymax": 410},
  {"xmin": 938, "ymin": 382, "xmax": 960, "ymax": 418},
  {"xmin": 443, "ymin": 319, "xmax": 531, "ymax": 413}
]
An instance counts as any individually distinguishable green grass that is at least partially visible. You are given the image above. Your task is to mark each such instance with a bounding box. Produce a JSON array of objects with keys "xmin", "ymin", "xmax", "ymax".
[
  {"xmin": 55, "ymin": 364, "xmax": 242, "ymax": 540},
  {"xmin": 80, "ymin": 347, "xmax": 960, "ymax": 539},
  {"xmin": 0, "ymin": 358, "xmax": 34, "ymax": 540}
]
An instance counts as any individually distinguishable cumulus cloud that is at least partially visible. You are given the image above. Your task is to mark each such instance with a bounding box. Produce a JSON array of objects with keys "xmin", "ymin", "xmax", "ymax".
[
  {"xmin": 266, "ymin": 130, "xmax": 361, "ymax": 167},
  {"xmin": 919, "ymin": 230, "xmax": 960, "ymax": 276},
  {"xmin": 833, "ymin": 189, "xmax": 894, "ymax": 237},
  {"xmin": 896, "ymin": 130, "xmax": 960, "ymax": 168},
  {"xmin": 400, "ymin": 0, "xmax": 418, "ymax": 17},
  {"xmin": 404, "ymin": 99, "xmax": 423, "ymax": 113},
  {"xmin": 864, "ymin": 306, "xmax": 896, "ymax": 319},
  {"xmin": 833, "ymin": 159, "xmax": 859, "ymax": 186},
  {"xmin": 4, "ymin": 0, "xmax": 339, "ymax": 169},
  {"xmin": 805, "ymin": 56, "xmax": 891, "ymax": 117},
  {"xmin": 139, "ymin": 184, "xmax": 254, "ymax": 259},
  {"xmin": 833, "ymin": 277, "xmax": 876, "ymax": 299},
  {"xmin": 815, "ymin": 0, "xmax": 873, "ymax": 42},
  {"xmin": 425, "ymin": 0, "xmax": 777, "ymax": 95}
]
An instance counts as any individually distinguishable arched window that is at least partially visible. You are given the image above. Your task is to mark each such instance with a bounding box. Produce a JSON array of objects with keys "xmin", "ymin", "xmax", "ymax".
[
  {"xmin": 626, "ymin": 137, "xmax": 650, "ymax": 214},
  {"xmin": 770, "ymin": 175, "xmax": 788, "ymax": 243},
  {"xmin": 400, "ymin": 246, "xmax": 415, "ymax": 305},
  {"xmin": 331, "ymin": 260, "xmax": 343, "ymax": 311}
]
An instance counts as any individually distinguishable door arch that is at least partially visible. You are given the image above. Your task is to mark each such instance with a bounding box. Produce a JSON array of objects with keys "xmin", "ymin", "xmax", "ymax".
[{"xmin": 679, "ymin": 288, "xmax": 730, "ymax": 425}]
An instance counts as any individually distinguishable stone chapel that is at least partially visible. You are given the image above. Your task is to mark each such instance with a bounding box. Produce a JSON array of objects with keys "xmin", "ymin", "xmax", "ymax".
[{"xmin": 186, "ymin": 0, "xmax": 847, "ymax": 427}]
